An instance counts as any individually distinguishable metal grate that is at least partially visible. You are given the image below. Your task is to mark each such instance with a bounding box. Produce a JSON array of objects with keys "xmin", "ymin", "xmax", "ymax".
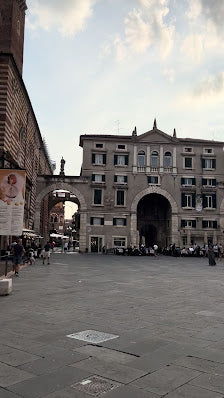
[
  {"xmin": 66, "ymin": 330, "xmax": 119, "ymax": 343},
  {"xmin": 71, "ymin": 375, "xmax": 120, "ymax": 396}
]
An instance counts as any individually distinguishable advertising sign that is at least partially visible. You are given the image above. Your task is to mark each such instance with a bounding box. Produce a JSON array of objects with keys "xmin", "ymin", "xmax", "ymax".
[{"xmin": 0, "ymin": 169, "xmax": 26, "ymax": 235}]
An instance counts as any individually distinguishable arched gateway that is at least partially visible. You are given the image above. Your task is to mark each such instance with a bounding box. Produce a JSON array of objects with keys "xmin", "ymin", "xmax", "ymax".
[
  {"xmin": 130, "ymin": 187, "xmax": 179, "ymax": 249},
  {"xmin": 34, "ymin": 177, "xmax": 87, "ymax": 252}
]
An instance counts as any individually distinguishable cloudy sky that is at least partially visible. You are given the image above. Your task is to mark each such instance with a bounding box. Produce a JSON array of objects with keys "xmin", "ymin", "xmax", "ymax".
[{"xmin": 24, "ymin": 0, "xmax": 224, "ymax": 176}]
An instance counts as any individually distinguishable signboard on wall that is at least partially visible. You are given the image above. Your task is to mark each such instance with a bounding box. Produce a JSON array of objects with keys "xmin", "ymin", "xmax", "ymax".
[{"xmin": 0, "ymin": 169, "xmax": 26, "ymax": 235}]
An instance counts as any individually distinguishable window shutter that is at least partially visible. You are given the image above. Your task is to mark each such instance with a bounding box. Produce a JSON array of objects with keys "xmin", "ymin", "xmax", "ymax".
[
  {"xmin": 213, "ymin": 221, "xmax": 217, "ymax": 229},
  {"xmin": 212, "ymin": 159, "xmax": 216, "ymax": 169},
  {"xmin": 125, "ymin": 155, "xmax": 129, "ymax": 165},
  {"xmin": 212, "ymin": 179, "xmax": 216, "ymax": 186},
  {"xmin": 102, "ymin": 175, "xmax": 105, "ymax": 182},
  {"xmin": 181, "ymin": 220, "xmax": 185, "ymax": 228},
  {"xmin": 124, "ymin": 176, "xmax": 128, "ymax": 183},
  {"xmin": 201, "ymin": 158, "xmax": 205, "ymax": 168},
  {"xmin": 192, "ymin": 178, "xmax": 196, "ymax": 185},
  {"xmin": 181, "ymin": 193, "xmax": 185, "ymax": 207},
  {"xmin": 114, "ymin": 155, "xmax": 117, "ymax": 165},
  {"xmin": 114, "ymin": 175, "xmax": 117, "ymax": 182},
  {"xmin": 181, "ymin": 178, "xmax": 185, "ymax": 185},
  {"xmin": 92, "ymin": 154, "xmax": 95, "ymax": 164},
  {"xmin": 92, "ymin": 174, "xmax": 95, "ymax": 181},
  {"xmin": 113, "ymin": 218, "xmax": 116, "ymax": 226},
  {"xmin": 90, "ymin": 217, "xmax": 93, "ymax": 225},
  {"xmin": 192, "ymin": 193, "xmax": 196, "ymax": 208},
  {"xmin": 202, "ymin": 220, "xmax": 206, "ymax": 228},
  {"xmin": 124, "ymin": 218, "xmax": 127, "ymax": 226},
  {"xmin": 202, "ymin": 194, "xmax": 206, "ymax": 208},
  {"xmin": 103, "ymin": 154, "xmax": 106, "ymax": 164},
  {"xmin": 192, "ymin": 220, "xmax": 196, "ymax": 228},
  {"xmin": 101, "ymin": 218, "xmax": 104, "ymax": 225},
  {"xmin": 202, "ymin": 178, "xmax": 206, "ymax": 185},
  {"xmin": 212, "ymin": 194, "xmax": 216, "ymax": 208}
]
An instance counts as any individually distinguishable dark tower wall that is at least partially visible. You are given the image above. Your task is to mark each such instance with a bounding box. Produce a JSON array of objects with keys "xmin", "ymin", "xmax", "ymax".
[{"xmin": 0, "ymin": 0, "xmax": 27, "ymax": 75}]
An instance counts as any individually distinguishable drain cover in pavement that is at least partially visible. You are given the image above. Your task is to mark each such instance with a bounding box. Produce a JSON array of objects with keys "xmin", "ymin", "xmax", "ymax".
[
  {"xmin": 66, "ymin": 330, "xmax": 119, "ymax": 343},
  {"xmin": 72, "ymin": 375, "xmax": 120, "ymax": 396}
]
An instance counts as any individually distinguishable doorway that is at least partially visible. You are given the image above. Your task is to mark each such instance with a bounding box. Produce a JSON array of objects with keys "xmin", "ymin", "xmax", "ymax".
[{"xmin": 90, "ymin": 236, "xmax": 103, "ymax": 253}]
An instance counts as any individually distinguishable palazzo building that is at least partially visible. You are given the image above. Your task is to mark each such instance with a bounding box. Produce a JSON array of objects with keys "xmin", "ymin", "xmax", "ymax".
[
  {"xmin": 79, "ymin": 122, "xmax": 224, "ymax": 252},
  {"xmin": 0, "ymin": 0, "xmax": 53, "ymax": 248}
]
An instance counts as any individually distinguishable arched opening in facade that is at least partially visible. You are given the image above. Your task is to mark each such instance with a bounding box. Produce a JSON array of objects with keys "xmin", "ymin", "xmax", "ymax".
[
  {"xmin": 34, "ymin": 181, "xmax": 87, "ymax": 252},
  {"xmin": 137, "ymin": 193, "xmax": 172, "ymax": 249}
]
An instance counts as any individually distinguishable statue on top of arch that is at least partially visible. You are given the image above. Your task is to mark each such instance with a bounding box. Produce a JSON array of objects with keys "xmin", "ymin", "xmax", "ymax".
[{"xmin": 59, "ymin": 157, "xmax": 66, "ymax": 176}]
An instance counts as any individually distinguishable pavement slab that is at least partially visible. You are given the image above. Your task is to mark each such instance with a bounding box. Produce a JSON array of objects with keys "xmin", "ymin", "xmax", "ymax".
[
  {"xmin": 0, "ymin": 362, "xmax": 34, "ymax": 388},
  {"xmin": 164, "ymin": 383, "xmax": 224, "ymax": 397},
  {"xmin": 190, "ymin": 373, "xmax": 224, "ymax": 394},
  {"xmin": 0, "ymin": 388, "xmax": 21, "ymax": 398}
]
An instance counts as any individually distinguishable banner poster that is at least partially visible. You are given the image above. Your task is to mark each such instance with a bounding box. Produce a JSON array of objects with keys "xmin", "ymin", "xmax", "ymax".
[{"xmin": 0, "ymin": 169, "xmax": 26, "ymax": 236}]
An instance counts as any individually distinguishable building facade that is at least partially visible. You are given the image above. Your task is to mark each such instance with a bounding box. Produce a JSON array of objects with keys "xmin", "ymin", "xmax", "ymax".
[
  {"xmin": 78, "ymin": 122, "xmax": 224, "ymax": 252},
  {"xmin": 0, "ymin": 0, "xmax": 53, "ymax": 248}
]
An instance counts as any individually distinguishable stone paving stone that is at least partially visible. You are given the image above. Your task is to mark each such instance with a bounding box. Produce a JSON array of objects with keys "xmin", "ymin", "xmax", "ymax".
[
  {"xmin": 172, "ymin": 355, "xmax": 224, "ymax": 374},
  {"xmin": 0, "ymin": 362, "xmax": 34, "ymax": 388},
  {"xmin": 192, "ymin": 325, "xmax": 224, "ymax": 342},
  {"xmin": 190, "ymin": 373, "xmax": 224, "ymax": 394},
  {"xmin": 17, "ymin": 350, "xmax": 89, "ymax": 376},
  {"xmin": 7, "ymin": 366, "xmax": 92, "ymax": 398},
  {"xmin": 131, "ymin": 364, "xmax": 201, "ymax": 396},
  {"xmin": 70, "ymin": 357, "xmax": 148, "ymax": 383},
  {"xmin": 164, "ymin": 384, "xmax": 224, "ymax": 397},
  {"xmin": 105, "ymin": 385, "xmax": 161, "ymax": 397},
  {"xmin": 74, "ymin": 344, "xmax": 136, "ymax": 364},
  {"xmin": 41, "ymin": 386, "xmax": 91, "ymax": 397},
  {"xmin": 0, "ymin": 388, "xmax": 22, "ymax": 398},
  {"xmin": 0, "ymin": 346, "xmax": 41, "ymax": 366}
]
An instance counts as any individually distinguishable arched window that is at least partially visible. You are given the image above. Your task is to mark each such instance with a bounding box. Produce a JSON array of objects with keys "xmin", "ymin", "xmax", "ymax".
[
  {"xmin": 54, "ymin": 216, "xmax": 58, "ymax": 223},
  {"xmin": 164, "ymin": 151, "xmax": 172, "ymax": 167},
  {"xmin": 137, "ymin": 150, "xmax": 145, "ymax": 167},
  {"xmin": 151, "ymin": 151, "xmax": 158, "ymax": 167}
]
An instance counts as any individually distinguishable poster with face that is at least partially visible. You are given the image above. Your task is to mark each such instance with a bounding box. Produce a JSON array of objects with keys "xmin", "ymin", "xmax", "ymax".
[{"xmin": 0, "ymin": 170, "xmax": 26, "ymax": 235}]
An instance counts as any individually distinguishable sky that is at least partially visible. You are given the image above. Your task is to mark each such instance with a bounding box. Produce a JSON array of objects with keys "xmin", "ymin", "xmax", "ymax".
[{"xmin": 23, "ymin": 0, "xmax": 224, "ymax": 178}]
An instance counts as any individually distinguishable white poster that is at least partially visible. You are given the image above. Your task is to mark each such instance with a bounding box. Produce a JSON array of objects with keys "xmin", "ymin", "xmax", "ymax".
[{"xmin": 0, "ymin": 169, "xmax": 26, "ymax": 235}]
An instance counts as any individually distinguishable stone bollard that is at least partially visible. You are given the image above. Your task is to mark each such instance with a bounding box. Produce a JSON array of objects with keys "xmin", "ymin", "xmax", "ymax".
[{"xmin": 0, "ymin": 279, "xmax": 12, "ymax": 295}]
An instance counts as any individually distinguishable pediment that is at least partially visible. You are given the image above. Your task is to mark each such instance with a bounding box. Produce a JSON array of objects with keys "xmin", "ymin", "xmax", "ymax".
[{"xmin": 136, "ymin": 128, "xmax": 177, "ymax": 143}]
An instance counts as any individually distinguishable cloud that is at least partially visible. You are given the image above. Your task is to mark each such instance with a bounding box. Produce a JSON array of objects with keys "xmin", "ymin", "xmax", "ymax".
[
  {"xmin": 187, "ymin": 0, "xmax": 224, "ymax": 34},
  {"xmin": 163, "ymin": 68, "xmax": 174, "ymax": 83},
  {"xmin": 102, "ymin": 0, "xmax": 175, "ymax": 62},
  {"xmin": 180, "ymin": 34, "xmax": 204, "ymax": 63},
  {"xmin": 26, "ymin": 0, "xmax": 95, "ymax": 36},
  {"xmin": 194, "ymin": 71, "xmax": 224, "ymax": 97}
]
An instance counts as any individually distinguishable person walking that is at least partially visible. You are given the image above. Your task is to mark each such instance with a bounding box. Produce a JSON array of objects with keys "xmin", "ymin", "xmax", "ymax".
[
  {"xmin": 12, "ymin": 239, "xmax": 25, "ymax": 277},
  {"xmin": 43, "ymin": 241, "xmax": 51, "ymax": 265}
]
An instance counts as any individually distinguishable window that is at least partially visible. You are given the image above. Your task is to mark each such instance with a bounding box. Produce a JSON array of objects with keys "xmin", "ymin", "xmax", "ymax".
[
  {"xmin": 116, "ymin": 190, "xmax": 125, "ymax": 206},
  {"xmin": 113, "ymin": 218, "xmax": 127, "ymax": 226},
  {"xmin": 92, "ymin": 153, "xmax": 106, "ymax": 165},
  {"xmin": 137, "ymin": 151, "xmax": 145, "ymax": 167},
  {"xmin": 203, "ymin": 148, "xmax": 213, "ymax": 154},
  {"xmin": 113, "ymin": 237, "xmax": 126, "ymax": 247},
  {"xmin": 114, "ymin": 175, "xmax": 128, "ymax": 183},
  {"xmin": 202, "ymin": 220, "xmax": 217, "ymax": 228},
  {"xmin": 90, "ymin": 217, "xmax": 104, "ymax": 225},
  {"xmin": 114, "ymin": 155, "xmax": 128, "ymax": 166},
  {"xmin": 202, "ymin": 178, "xmax": 216, "ymax": 186},
  {"xmin": 92, "ymin": 174, "xmax": 105, "ymax": 182},
  {"xmin": 181, "ymin": 177, "xmax": 196, "ymax": 186},
  {"xmin": 181, "ymin": 193, "xmax": 196, "ymax": 208},
  {"xmin": 202, "ymin": 194, "xmax": 216, "ymax": 209},
  {"xmin": 164, "ymin": 151, "xmax": 172, "ymax": 167},
  {"xmin": 151, "ymin": 151, "xmax": 158, "ymax": 167},
  {"xmin": 117, "ymin": 144, "xmax": 126, "ymax": 150},
  {"xmin": 93, "ymin": 189, "xmax": 102, "ymax": 205},
  {"xmin": 184, "ymin": 147, "xmax": 192, "ymax": 153},
  {"xmin": 148, "ymin": 176, "xmax": 159, "ymax": 184},
  {"xmin": 95, "ymin": 143, "xmax": 103, "ymax": 148},
  {"xmin": 202, "ymin": 158, "xmax": 216, "ymax": 169},
  {"xmin": 54, "ymin": 216, "xmax": 58, "ymax": 223},
  {"xmin": 184, "ymin": 157, "xmax": 192, "ymax": 169},
  {"xmin": 181, "ymin": 220, "xmax": 196, "ymax": 228}
]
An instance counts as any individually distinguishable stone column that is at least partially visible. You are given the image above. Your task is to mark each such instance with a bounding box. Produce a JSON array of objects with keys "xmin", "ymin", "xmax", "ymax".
[
  {"xmin": 79, "ymin": 211, "xmax": 87, "ymax": 252},
  {"xmin": 187, "ymin": 230, "xmax": 191, "ymax": 246},
  {"xmin": 171, "ymin": 214, "xmax": 179, "ymax": 245},
  {"xmin": 130, "ymin": 212, "xmax": 138, "ymax": 246}
]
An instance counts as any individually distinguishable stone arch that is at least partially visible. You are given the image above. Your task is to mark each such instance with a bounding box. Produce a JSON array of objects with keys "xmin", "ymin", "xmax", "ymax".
[
  {"xmin": 34, "ymin": 182, "xmax": 87, "ymax": 251},
  {"xmin": 130, "ymin": 186, "xmax": 179, "ymax": 247}
]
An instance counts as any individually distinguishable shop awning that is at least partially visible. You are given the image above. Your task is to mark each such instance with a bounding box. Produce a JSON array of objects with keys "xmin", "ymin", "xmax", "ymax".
[{"xmin": 22, "ymin": 230, "xmax": 42, "ymax": 239}]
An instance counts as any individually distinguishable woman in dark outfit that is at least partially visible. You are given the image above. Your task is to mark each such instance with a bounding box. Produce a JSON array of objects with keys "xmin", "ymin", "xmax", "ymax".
[{"xmin": 208, "ymin": 245, "xmax": 216, "ymax": 266}]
